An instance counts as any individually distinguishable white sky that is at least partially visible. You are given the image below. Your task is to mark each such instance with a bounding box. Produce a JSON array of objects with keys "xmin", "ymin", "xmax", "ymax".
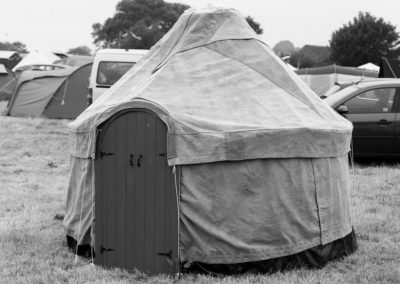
[{"xmin": 1, "ymin": 0, "xmax": 400, "ymax": 52}]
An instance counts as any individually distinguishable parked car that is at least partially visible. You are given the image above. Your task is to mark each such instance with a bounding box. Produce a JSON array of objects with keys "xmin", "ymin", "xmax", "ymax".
[
  {"xmin": 88, "ymin": 49, "xmax": 148, "ymax": 103},
  {"xmin": 325, "ymin": 78, "xmax": 400, "ymax": 158}
]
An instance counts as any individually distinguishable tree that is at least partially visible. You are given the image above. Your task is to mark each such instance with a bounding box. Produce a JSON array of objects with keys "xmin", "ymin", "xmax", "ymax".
[
  {"xmin": 92, "ymin": 0, "xmax": 264, "ymax": 49},
  {"xmin": 0, "ymin": 41, "xmax": 28, "ymax": 53},
  {"xmin": 330, "ymin": 12, "xmax": 400, "ymax": 66},
  {"xmin": 245, "ymin": 16, "xmax": 263, "ymax": 35},
  {"xmin": 273, "ymin": 40, "xmax": 296, "ymax": 57},
  {"xmin": 67, "ymin": 46, "xmax": 92, "ymax": 56},
  {"xmin": 92, "ymin": 0, "xmax": 189, "ymax": 49},
  {"xmin": 289, "ymin": 49, "xmax": 316, "ymax": 68}
]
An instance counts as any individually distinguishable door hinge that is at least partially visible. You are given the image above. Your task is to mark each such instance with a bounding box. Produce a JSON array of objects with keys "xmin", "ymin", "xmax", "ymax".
[
  {"xmin": 158, "ymin": 153, "xmax": 167, "ymax": 157},
  {"xmin": 100, "ymin": 246, "xmax": 114, "ymax": 253},
  {"xmin": 99, "ymin": 151, "xmax": 114, "ymax": 158},
  {"xmin": 157, "ymin": 250, "xmax": 172, "ymax": 259}
]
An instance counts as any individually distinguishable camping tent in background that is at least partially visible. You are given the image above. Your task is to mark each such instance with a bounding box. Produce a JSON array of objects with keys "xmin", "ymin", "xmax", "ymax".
[
  {"xmin": 12, "ymin": 49, "xmax": 60, "ymax": 72},
  {"xmin": 55, "ymin": 55, "xmax": 94, "ymax": 67},
  {"xmin": 0, "ymin": 51, "xmax": 22, "ymax": 69},
  {"xmin": 4, "ymin": 62, "xmax": 92, "ymax": 119},
  {"xmin": 64, "ymin": 7, "xmax": 357, "ymax": 275},
  {"xmin": 295, "ymin": 64, "xmax": 378, "ymax": 97},
  {"xmin": 358, "ymin": 62, "xmax": 380, "ymax": 72},
  {"xmin": 0, "ymin": 63, "xmax": 17, "ymax": 100},
  {"xmin": 379, "ymin": 58, "xmax": 400, "ymax": 78}
]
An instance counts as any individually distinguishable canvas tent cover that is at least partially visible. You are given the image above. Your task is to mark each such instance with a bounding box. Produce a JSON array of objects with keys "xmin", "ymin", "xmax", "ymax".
[
  {"xmin": 5, "ymin": 63, "xmax": 91, "ymax": 119},
  {"xmin": 5, "ymin": 68, "xmax": 75, "ymax": 116},
  {"xmin": 0, "ymin": 64, "xmax": 17, "ymax": 100},
  {"xmin": 296, "ymin": 65, "xmax": 378, "ymax": 96},
  {"xmin": 65, "ymin": 8, "xmax": 353, "ymax": 264},
  {"xmin": 55, "ymin": 55, "xmax": 94, "ymax": 67},
  {"xmin": 12, "ymin": 49, "xmax": 60, "ymax": 71}
]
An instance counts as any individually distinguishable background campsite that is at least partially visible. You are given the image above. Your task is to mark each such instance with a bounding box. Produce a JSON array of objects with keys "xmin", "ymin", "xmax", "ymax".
[{"xmin": 1, "ymin": 0, "xmax": 400, "ymax": 283}]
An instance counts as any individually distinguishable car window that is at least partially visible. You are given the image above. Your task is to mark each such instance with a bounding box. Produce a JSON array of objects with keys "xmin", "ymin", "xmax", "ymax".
[
  {"xmin": 342, "ymin": 88, "xmax": 396, "ymax": 114},
  {"xmin": 96, "ymin": 61, "xmax": 135, "ymax": 86}
]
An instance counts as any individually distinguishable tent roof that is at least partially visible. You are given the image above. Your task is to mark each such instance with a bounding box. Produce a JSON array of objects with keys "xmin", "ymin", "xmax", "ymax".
[
  {"xmin": 296, "ymin": 64, "xmax": 378, "ymax": 76},
  {"xmin": 69, "ymin": 7, "xmax": 352, "ymax": 165},
  {"xmin": 4, "ymin": 65, "xmax": 88, "ymax": 117},
  {"xmin": 358, "ymin": 62, "xmax": 379, "ymax": 72},
  {"xmin": 12, "ymin": 50, "xmax": 60, "ymax": 71},
  {"xmin": 55, "ymin": 55, "xmax": 94, "ymax": 67},
  {"xmin": 0, "ymin": 50, "xmax": 18, "ymax": 59},
  {"xmin": 16, "ymin": 66, "xmax": 76, "ymax": 84}
]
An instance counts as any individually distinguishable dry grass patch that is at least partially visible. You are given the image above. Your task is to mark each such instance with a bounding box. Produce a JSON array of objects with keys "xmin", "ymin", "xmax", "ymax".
[{"xmin": 0, "ymin": 101, "xmax": 399, "ymax": 283}]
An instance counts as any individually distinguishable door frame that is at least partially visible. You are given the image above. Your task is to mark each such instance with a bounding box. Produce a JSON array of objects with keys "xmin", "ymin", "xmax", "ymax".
[{"xmin": 94, "ymin": 108, "xmax": 180, "ymax": 273}]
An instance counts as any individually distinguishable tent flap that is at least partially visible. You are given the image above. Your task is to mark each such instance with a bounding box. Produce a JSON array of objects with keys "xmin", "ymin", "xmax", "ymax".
[{"xmin": 179, "ymin": 155, "xmax": 351, "ymax": 263}]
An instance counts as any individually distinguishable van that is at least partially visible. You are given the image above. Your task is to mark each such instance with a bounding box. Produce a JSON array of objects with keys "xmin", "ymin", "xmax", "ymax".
[{"xmin": 88, "ymin": 49, "xmax": 148, "ymax": 103}]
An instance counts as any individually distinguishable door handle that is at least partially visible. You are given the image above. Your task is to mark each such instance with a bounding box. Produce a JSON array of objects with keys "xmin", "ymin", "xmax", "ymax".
[
  {"xmin": 137, "ymin": 153, "xmax": 143, "ymax": 167},
  {"xmin": 129, "ymin": 154, "xmax": 134, "ymax": 168},
  {"xmin": 377, "ymin": 119, "xmax": 391, "ymax": 125}
]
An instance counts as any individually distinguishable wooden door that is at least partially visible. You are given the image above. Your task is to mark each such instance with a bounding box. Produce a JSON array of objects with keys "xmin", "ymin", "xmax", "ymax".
[{"xmin": 95, "ymin": 110, "xmax": 178, "ymax": 275}]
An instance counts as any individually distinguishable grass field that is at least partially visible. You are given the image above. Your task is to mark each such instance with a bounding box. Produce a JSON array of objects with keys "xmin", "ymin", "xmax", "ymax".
[{"xmin": 0, "ymin": 100, "xmax": 399, "ymax": 283}]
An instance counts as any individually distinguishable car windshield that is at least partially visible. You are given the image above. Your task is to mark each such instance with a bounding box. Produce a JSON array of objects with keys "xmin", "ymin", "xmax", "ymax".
[
  {"xmin": 324, "ymin": 86, "xmax": 359, "ymax": 106},
  {"xmin": 96, "ymin": 61, "xmax": 135, "ymax": 86}
]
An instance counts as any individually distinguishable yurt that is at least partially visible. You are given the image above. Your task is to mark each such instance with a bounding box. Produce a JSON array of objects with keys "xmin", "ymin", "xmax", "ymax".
[
  {"xmin": 64, "ymin": 7, "xmax": 357, "ymax": 275},
  {"xmin": 4, "ymin": 63, "xmax": 92, "ymax": 119}
]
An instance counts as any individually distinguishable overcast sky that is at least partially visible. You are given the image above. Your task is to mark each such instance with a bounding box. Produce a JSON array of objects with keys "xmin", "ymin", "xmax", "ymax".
[{"xmin": 2, "ymin": 0, "xmax": 400, "ymax": 52}]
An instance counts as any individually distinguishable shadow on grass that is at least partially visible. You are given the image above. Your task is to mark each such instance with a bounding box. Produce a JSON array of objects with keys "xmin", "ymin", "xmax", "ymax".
[{"xmin": 353, "ymin": 157, "xmax": 400, "ymax": 168}]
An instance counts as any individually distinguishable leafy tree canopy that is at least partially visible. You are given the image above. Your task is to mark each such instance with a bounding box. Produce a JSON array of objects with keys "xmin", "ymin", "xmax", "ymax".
[
  {"xmin": 245, "ymin": 16, "xmax": 263, "ymax": 35},
  {"xmin": 0, "ymin": 41, "xmax": 28, "ymax": 53},
  {"xmin": 92, "ymin": 0, "xmax": 189, "ymax": 49},
  {"xmin": 92, "ymin": 0, "xmax": 263, "ymax": 49},
  {"xmin": 330, "ymin": 12, "xmax": 400, "ymax": 66},
  {"xmin": 273, "ymin": 40, "xmax": 297, "ymax": 56},
  {"xmin": 67, "ymin": 45, "xmax": 92, "ymax": 56}
]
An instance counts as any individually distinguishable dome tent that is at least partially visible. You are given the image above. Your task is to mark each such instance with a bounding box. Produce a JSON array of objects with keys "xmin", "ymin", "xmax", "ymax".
[
  {"xmin": 4, "ymin": 63, "xmax": 92, "ymax": 119},
  {"xmin": 64, "ymin": 7, "xmax": 357, "ymax": 274}
]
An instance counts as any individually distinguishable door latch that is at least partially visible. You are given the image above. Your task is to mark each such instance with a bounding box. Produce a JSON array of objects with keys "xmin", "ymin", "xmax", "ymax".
[
  {"xmin": 100, "ymin": 246, "xmax": 114, "ymax": 253},
  {"xmin": 157, "ymin": 250, "xmax": 172, "ymax": 259},
  {"xmin": 100, "ymin": 151, "xmax": 114, "ymax": 158},
  {"xmin": 137, "ymin": 153, "xmax": 143, "ymax": 167},
  {"xmin": 129, "ymin": 154, "xmax": 134, "ymax": 168}
]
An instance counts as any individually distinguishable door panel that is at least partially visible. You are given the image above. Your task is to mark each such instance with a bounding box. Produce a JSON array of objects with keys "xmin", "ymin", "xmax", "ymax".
[
  {"xmin": 346, "ymin": 113, "xmax": 396, "ymax": 155},
  {"xmin": 95, "ymin": 110, "xmax": 178, "ymax": 275},
  {"xmin": 396, "ymin": 112, "xmax": 400, "ymax": 155},
  {"xmin": 341, "ymin": 87, "xmax": 397, "ymax": 156}
]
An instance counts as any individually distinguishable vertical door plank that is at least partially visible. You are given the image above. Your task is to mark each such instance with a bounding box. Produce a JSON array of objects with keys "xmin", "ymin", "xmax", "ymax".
[
  {"xmin": 126, "ymin": 112, "xmax": 137, "ymax": 270},
  {"xmin": 134, "ymin": 112, "xmax": 146, "ymax": 272},
  {"xmin": 95, "ymin": 133, "xmax": 103, "ymax": 265},
  {"xmin": 144, "ymin": 113, "xmax": 156, "ymax": 272},
  {"xmin": 115, "ymin": 115, "xmax": 127, "ymax": 267},
  {"xmin": 104, "ymin": 122, "xmax": 116, "ymax": 267},
  {"xmin": 168, "ymin": 163, "xmax": 179, "ymax": 274},
  {"xmin": 154, "ymin": 117, "xmax": 167, "ymax": 273}
]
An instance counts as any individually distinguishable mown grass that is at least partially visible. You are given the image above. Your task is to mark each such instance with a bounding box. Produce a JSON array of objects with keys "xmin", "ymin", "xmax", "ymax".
[{"xmin": 0, "ymin": 100, "xmax": 399, "ymax": 283}]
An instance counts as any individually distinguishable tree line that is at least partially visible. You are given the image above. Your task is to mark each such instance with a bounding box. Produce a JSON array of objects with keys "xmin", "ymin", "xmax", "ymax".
[
  {"xmin": 1, "ymin": 1, "xmax": 399, "ymax": 67},
  {"xmin": 276, "ymin": 12, "xmax": 400, "ymax": 68}
]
